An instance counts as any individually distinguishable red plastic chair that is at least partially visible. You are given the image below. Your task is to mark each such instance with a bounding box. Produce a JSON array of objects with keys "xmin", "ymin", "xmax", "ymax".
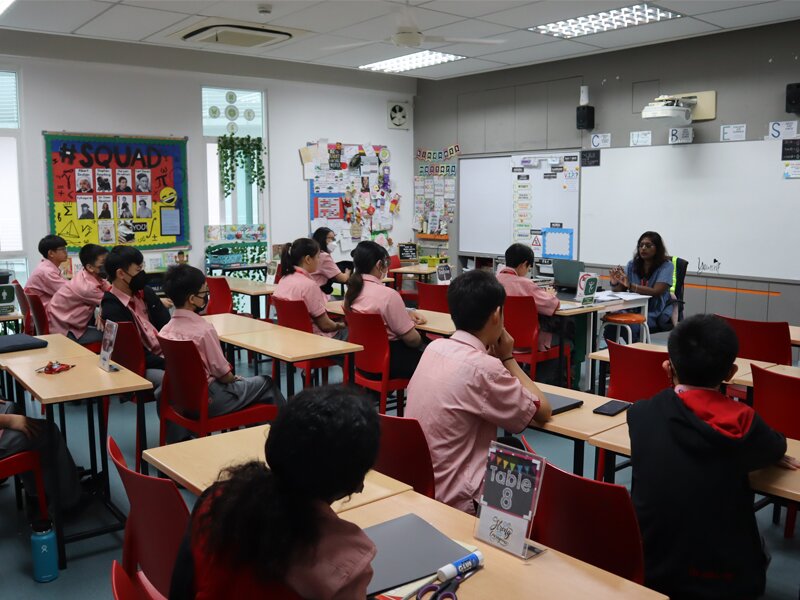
[
  {"xmin": 12, "ymin": 280, "xmax": 34, "ymax": 335},
  {"xmin": 205, "ymin": 277, "xmax": 234, "ymax": 315},
  {"xmin": 530, "ymin": 462, "xmax": 644, "ymax": 583},
  {"xmin": 375, "ymin": 414, "xmax": 435, "ymax": 498},
  {"xmin": 0, "ymin": 451, "xmax": 48, "ymax": 520},
  {"xmin": 272, "ymin": 297, "xmax": 337, "ymax": 387},
  {"xmin": 389, "ymin": 255, "xmax": 418, "ymax": 304},
  {"xmin": 111, "ymin": 560, "xmax": 167, "ymax": 600},
  {"xmin": 157, "ymin": 336, "xmax": 278, "ymax": 445},
  {"xmin": 606, "ymin": 341, "xmax": 670, "ymax": 402},
  {"xmin": 108, "ymin": 436, "xmax": 188, "ymax": 597},
  {"xmin": 417, "ymin": 282, "xmax": 449, "ymax": 313},
  {"xmin": 752, "ymin": 364, "xmax": 800, "ymax": 538},
  {"xmin": 504, "ymin": 295, "xmax": 571, "ymax": 387},
  {"xmin": 110, "ymin": 322, "xmax": 155, "ymax": 473},
  {"xmin": 25, "ymin": 291, "xmax": 50, "ymax": 336},
  {"xmin": 345, "ymin": 310, "xmax": 409, "ymax": 415},
  {"xmin": 718, "ymin": 315, "xmax": 792, "ymax": 365}
]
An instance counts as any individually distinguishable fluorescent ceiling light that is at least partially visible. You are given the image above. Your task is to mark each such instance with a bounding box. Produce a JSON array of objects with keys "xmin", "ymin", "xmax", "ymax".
[
  {"xmin": 0, "ymin": 0, "xmax": 15, "ymax": 18},
  {"xmin": 530, "ymin": 3, "xmax": 681, "ymax": 39},
  {"xmin": 359, "ymin": 51, "xmax": 465, "ymax": 74}
]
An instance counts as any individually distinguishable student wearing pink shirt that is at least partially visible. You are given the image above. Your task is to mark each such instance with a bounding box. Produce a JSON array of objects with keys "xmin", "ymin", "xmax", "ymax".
[
  {"xmin": 406, "ymin": 270, "xmax": 552, "ymax": 514},
  {"xmin": 310, "ymin": 227, "xmax": 351, "ymax": 295},
  {"xmin": 160, "ymin": 265, "xmax": 284, "ymax": 443},
  {"xmin": 273, "ymin": 238, "xmax": 346, "ymax": 339},
  {"xmin": 497, "ymin": 243, "xmax": 560, "ymax": 351},
  {"xmin": 170, "ymin": 386, "xmax": 379, "ymax": 600},
  {"xmin": 47, "ymin": 243, "xmax": 110, "ymax": 344},
  {"xmin": 25, "ymin": 235, "xmax": 68, "ymax": 308},
  {"xmin": 344, "ymin": 240, "xmax": 426, "ymax": 380}
]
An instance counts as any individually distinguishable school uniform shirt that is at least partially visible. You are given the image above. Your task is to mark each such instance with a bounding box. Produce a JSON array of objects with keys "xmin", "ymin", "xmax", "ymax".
[
  {"xmin": 349, "ymin": 274, "xmax": 415, "ymax": 341},
  {"xmin": 310, "ymin": 252, "xmax": 342, "ymax": 287},
  {"xmin": 273, "ymin": 267, "xmax": 334, "ymax": 337},
  {"xmin": 105, "ymin": 286, "xmax": 163, "ymax": 357},
  {"xmin": 25, "ymin": 260, "xmax": 66, "ymax": 309},
  {"xmin": 496, "ymin": 267, "xmax": 560, "ymax": 351},
  {"xmin": 47, "ymin": 269, "xmax": 110, "ymax": 338},
  {"xmin": 406, "ymin": 331, "xmax": 541, "ymax": 514},
  {"xmin": 628, "ymin": 386, "xmax": 786, "ymax": 599},
  {"xmin": 625, "ymin": 259, "xmax": 674, "ymax": 327},
  {"xmin": 159, "ymin": 309, "xmax": 231, "ymax": 384}
]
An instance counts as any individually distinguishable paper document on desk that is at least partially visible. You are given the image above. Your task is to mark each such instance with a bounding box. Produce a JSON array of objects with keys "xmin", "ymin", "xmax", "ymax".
[
  {"xmin": 612, "ymin": 292, "xmax": 649, "ymax": 301},
  {"xmin": 593, "ymin": 291, "xmax": 620, "ymax": 302}
]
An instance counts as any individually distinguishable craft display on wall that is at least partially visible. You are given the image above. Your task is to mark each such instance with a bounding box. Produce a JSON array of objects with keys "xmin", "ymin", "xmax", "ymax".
[
  {"xmin": 45, "ymin": 133, "xmax": 189, "ymax": 250},
  {"xmin": 413, "ymin": 173, "xmax": 456, "ymax": 236}
]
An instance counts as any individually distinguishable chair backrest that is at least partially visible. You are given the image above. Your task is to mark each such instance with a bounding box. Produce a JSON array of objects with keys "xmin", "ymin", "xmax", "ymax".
[
  {"xmin": 108, "ymin": 437, "xmax": 189, "ymax": 597},
  {"xmin": 110, "ymin": 322, "xmax": 146, "ymax": 377},
  {"xmin": 274, "ymin": 263, "xmax": 283, "ymax": 284},
  {"xmin": 111, "ymin": 560, "xmax": 166, "ymax": 600},
  {"xmin": 503, "ymin": 295, "xmax": 540, "ymax": 351},
  {"xmin": 718, "ymin": 315, "xmax": 792, "ymax": 365},
  {"xmin": 607, "ymin": 341, "xmax": 670, "ymax": 402},
  {"xmin": 417, "ymin": 282, "xmax": 449, "ymax": 313},
  {"xmin": 12, "ymin": 280, "xmax": 34, "ymax": 335},
  {"xmin": 752, "ymin": 365, "xmax": 800, "ymax": 439},
  {"xmin": 530, "ymin": 462, "xmax": 644, "ymax": 583},
  {"xmin": 205, "ymin": 277, "xmax": 233, "ymax": 315},
  {"xmin": 672, "ymin": 257, "xmax": 689, "ymax": 321},
  {"xmin": 272, "ymin": 297, "xmax": 314, "ymax": 334},
  {"xmin": 375, "ymin": 414, "xmax": 435, "ymax": 498},
  {"xmin": 346, "ymin": 310, "xmax": 390, "ymax": 375},
  {"xmin": 25, "ymin": 291, "xmax": 50, "ymax": 335},
  {"xmin": 388, "ymin": 255, "xmax": 402, "ymax": 290},
  {"xmin": 157, "ymin": 335, "xmax": 210, "ymax": 418}
]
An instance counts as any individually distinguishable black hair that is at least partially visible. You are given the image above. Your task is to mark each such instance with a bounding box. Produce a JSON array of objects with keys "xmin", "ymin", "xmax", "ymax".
[
  {"xmin": 312, "ymin": 227, "xmax": 335, "ymax": 253},
  {"xmin": 632, "ymin": 231, "xmax": 668, "ymax": 279},
  {"xmin": 668, "ymin": 314, "xmax": 738, "ymax": 387},
  {"xmin": 505, "ymin": 243, "xmax": 534, "ymax": 269},
  {"xmin": 280, "ymin": 237, "xmax": 319, "ymax": 276},
  {"xmin": 38, "ymin": 235, "xmax": 67, "ymax": 259},
  {"xmin": 163, "ymin": 264, "xmax": 206, "ymax": 306},
  {"xmin": 105, "ymin": 246, "xmax": 144, "ymax": 283},
  {"xmin": 78, "ymin": 243, "xmax": 108, "ymax": 268},
  {"xmin": 196, "ymin": 385, "xmax": 379, "ymax": 580},
  {"xmin": 448, "ymin": 270, "xmax": 506, "ymax": 333},
  {"xmin": 344, "ymin": 241, "xmax": 388, "ymax": 310}
]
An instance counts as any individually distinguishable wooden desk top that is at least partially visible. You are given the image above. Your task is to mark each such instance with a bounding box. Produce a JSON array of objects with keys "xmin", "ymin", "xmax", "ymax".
[
  {"xmin": 203, "ymin": 313, "xmax": 274, "ymax": 337},
  {"xmin": 3, "ymin": 354, "xmax": 151, "ymax": 405},
  {"xmin": 587, "ymin": 343, "xmax": 666, "ymax": 363},
  {"xmin": 220, "ymin": 327, "xmax": 363, "ymax": 362},
  {"xmin": 765, "ymin": 364, "xmax": 800, "ymax": 378},
  {"xmin": 0, "ymin": 334, "xmax": 95, "ymax": 368},
  {"xmin": 587, "ymin": 422, "xmax": 633, "ymax": 455},
  {"xmin": 790, "ymin": 325, "xmax": 799, "ymax": 347},
  {"xmin": 532, "ymin": 384, "xmax": 632, "ymax": 441},
  {"xmin": 142, "ymin": 425, "xmax": 411, "ymax": 512},
  {"xmin": 0, "ymin": 312, "xmax": 23, "ymax": 322},
  {"xmin": 224, "ymin": 276, "xmax": 276, "ymax": 296},
  {"xmin": 326, "ymin": 301, "xmax": 456, "ymax": 337},
  {"xmin": 341, "ymin": 491, "xmax": 666, "ymax": 600},
  {"xmin": 390, "ymin": 264, "xmax": 437, "ymax": 275}
]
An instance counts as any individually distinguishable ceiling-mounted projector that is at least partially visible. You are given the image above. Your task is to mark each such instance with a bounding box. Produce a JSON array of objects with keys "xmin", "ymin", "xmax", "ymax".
[{"xmin": 642, "ymin": 95, "xmax": 696, "ymax": 125}]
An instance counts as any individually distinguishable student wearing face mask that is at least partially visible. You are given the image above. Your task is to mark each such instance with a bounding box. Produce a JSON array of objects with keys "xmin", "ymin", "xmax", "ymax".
[
  {"xmin": 47, "ymin": 243, "xmax": 111, "ymax": 344},
  {"xmin": 159, "ymin": 265, "xmax": 285, "ymax": 443},
  {"xmin": 101, "ymin": 246, "xmax": 172, "ymax": 398},
  {"xmin": 310, "ymin": 227, "xmax": 351, "ymax": 296}
]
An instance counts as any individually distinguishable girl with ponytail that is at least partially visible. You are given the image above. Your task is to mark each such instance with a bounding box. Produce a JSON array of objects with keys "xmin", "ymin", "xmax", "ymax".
[
  {"xmin": 344, "ymin": 240, "xmax": 427, "ymax": 379},
  {"xmin": 171, "ymin": 386, "xmax": 381, "ymax": 599},
  {"xmin": 274, "ymin": 237, "xmax": 346, "ymax": 338}
]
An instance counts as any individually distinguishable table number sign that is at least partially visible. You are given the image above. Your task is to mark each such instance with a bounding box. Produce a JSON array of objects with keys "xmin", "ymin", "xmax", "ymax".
[
  {"xmin": 99, "ymin": 320, "xmax": 119, "ymax": 372},
  {"xmin": 576, "ymin": 272, "xmax": 598, "ymax": 306},
  {"xmin": 475, "ymin": 441, "xmax": 545, "ymax": 559}
]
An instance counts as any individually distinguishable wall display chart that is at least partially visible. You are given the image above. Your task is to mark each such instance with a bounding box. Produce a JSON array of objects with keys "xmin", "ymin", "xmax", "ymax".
[
  {"xmin": 413, "ymin": 172, "xmax": 456, "ymax": 235},
  {"xmin": 45, "ymin": 133, "xmax": 189, "ymax": 251}
]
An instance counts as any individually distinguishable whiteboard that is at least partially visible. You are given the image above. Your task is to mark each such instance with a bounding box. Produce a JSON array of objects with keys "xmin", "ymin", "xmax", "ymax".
[{"xmin": 579, "ymin": 140, "xmax": 800, "ymax": 281}]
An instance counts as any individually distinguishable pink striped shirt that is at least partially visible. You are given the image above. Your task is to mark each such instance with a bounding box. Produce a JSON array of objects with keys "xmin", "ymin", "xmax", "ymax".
[
  {"xmin": 496, "ymin": 267, "xmax": 559, "ymax": 351},
  {"xmin": 47, "ymin": 269, "xmax": 110, "ymax": 338},
  {"xmin": 273, "ymin": 267, "xmax": 333, "ymax": 337},
  {"xmin": 159, "ymin": 309, "xmax": 230, "ymax": 384},
  {"xmin": 349, "ymin": 274, "xmax": 414, "ymax": 341},
  {"xmin": 109, "ymin": 286, "xmax": 162, "ymax": 356},
  {"xmin": 25, "ymin": 260, "xmax": 66, "ymax": 309}
]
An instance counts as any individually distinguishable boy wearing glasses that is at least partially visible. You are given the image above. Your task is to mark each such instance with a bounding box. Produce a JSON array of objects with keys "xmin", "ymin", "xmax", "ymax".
[{"xmin": 159, "ymin": 265, "xmax": 285, "ymax": 442}]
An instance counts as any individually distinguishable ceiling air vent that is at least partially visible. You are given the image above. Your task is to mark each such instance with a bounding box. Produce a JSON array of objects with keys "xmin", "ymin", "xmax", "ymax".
[{"xmin": 171, "ymin": 18, "xmax": 306, "ymax": 49}]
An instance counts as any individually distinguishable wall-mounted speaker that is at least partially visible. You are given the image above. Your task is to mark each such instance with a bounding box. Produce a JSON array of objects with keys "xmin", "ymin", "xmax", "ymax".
[
  {"xmin": 576, "ymin": 105, "xmax": 595, "ymax": 130},
  {"xmin": 787, "ymin": 83, "xmax": 800, "ymax": 114}
]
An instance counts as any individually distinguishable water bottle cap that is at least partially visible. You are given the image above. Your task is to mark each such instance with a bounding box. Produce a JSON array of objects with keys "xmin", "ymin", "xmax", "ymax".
[{"xmin": 31, "ymin": 519, "xmax": 53, "ymax": 534}]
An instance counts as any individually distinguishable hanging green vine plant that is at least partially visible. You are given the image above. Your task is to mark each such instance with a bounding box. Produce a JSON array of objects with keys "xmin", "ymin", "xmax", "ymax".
[{"xmin": 217, "ymin": 134, "xmax": 266, "ymax": 197}]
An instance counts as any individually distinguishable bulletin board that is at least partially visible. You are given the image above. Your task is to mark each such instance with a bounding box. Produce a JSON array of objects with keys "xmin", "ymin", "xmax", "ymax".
[{"xmin": 44, "ymin": 133, "xmax": 190, "ymax": 251}]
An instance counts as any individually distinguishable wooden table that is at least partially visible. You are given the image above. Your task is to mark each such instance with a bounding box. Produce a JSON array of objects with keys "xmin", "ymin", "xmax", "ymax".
[
  {"xmin": 790, "ymin": 325, "xmax": 799, "ymax": 348},
  {"xmin": 224, "ymin": 276, "xmax": 275, "ymax": 319},
  {"xmin": 326, "ymin": 301, "xmax": 456, "ymax": 337},
  {"xmin": 530, "ymin": 384, "xmax": 632, "ymax": 476},
  {"xmin": 2, "ymin": 353, "xmax": 152, "ymax": 568},
  {"xmin": 202, "ymin": 313, "xmax": 273, "ymax": 337},
  {"xmin": 0, "ymin": 334, "xmax": 95, "ymax": 369},
  {"xmin": 341, "ymin": 491, "xmax": 666, "ymax": 599},
  {"xmin": 142, "ymin": 425, "xmax": 412, "ymax": 512},
  {"xmin": 390, "ymin": 264, "xmax": 438, "ymax": 277}
]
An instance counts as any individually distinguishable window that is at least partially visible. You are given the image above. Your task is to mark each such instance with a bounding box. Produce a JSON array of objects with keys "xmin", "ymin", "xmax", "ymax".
[
  {"xmin": 0, "ymin": 70, "xmax": 23, "ymax": 256},
  {"xmin": 202, "ymin": 87, "xmax": 266, "ymax": 226}
]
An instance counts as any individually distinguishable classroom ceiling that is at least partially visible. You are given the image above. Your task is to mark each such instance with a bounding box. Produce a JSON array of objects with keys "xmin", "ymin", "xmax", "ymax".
[{"xmin": 1, "ymin": 0, "xmax": 800, "ymax": 80}]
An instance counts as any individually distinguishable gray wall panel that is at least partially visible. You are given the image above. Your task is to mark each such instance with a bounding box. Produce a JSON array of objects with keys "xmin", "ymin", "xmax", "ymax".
[
  {"xmin": 457, "ymin": 91, "xmax": 486, "ymax": 154},
  {"xmin": 767, "ymin": 283, "xmax": 800, "ymax": 323},
  {"xmin": 706, "ymin": 278, "xmax": 738, "ymax": 318},
  {"xmin": 735, "ymin": 281, "xmax": 769, "ymax": 321},
  {"xmin": 547, "ymin": 77, "xmax": 583, "ymax": 149},
  {"xmin": 484, "ymin": 87, "xmax": 516, "ymax": 153},
  {"xmin": 514, "ymin": 82, "xmax": 547, "ymax": 151},
  {"xmin": 683, "ymin": 275, "xmax": 707, "ymax": 318}
]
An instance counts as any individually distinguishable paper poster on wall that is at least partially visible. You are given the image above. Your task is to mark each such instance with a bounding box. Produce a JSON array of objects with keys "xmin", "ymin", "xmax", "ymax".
[
  {"xmin": 542, "ymin": 228, "xmax": 574, "ymax": 259},
  {"xmin": 784, "ymin": 161, "xmax": 800, "ymax": 179},
  {"xmin": 45, "ymin": 133, "xmax": 189, "ymax": 251}
]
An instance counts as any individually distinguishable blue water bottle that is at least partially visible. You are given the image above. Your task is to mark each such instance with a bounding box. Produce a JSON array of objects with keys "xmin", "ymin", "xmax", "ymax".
[{"xmin": 31, "ymin": 519, "xmax": 59, "ymax": 582}]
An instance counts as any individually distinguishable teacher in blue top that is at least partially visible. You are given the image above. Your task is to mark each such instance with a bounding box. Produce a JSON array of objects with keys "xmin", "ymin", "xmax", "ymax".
[{"xmin": 609, "ymin": 231, "xmax": 674, "ymax": 339}]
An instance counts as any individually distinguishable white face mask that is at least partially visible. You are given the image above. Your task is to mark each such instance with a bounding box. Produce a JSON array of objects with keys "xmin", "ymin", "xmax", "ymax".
[{"xmin": 327, "ymin": 242, "xmax": 336, "ymax": 253}]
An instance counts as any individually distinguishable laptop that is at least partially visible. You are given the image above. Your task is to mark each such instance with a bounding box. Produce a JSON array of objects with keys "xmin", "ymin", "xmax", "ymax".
[
  {"xmin": 552, "ymin": 259, "xmax": 585, "ymax": 291},
  {"xmin": 547, "ymin": 392, "xmax": 584, "ymax": 415}
]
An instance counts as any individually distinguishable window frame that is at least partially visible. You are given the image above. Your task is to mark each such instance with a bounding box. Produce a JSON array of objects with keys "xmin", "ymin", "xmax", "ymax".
[{"xmin": 0, "ymin": 66, "xmax": 25, "ymax": 263}]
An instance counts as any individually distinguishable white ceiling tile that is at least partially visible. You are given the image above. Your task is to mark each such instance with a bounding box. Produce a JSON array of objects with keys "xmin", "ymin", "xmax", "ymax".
[
  {"xmin": 479, "ymin": 39, "xmax": 595, "ymax": 64},
  {"xmin": 653, "ymin": 1, "xmax": 773, "ymax": 16},
  {"xmin": 121, "ymin": 1, "xmax": 218, "ymax": 15},
  {"xmin": 585, "ymin": 15, "xmax": 721, "ymax": 48},
  {"xmin": 332, "ymin": 6, "xmax": 463, "ymax": 41},
  {"xmin": 199, "ymin": 1, "xmax": 323, "ymax": 21},
  {"xmin": 435, "ymin": 28, "xmax": 552, "ymax": 56},
  {"xmin": 0, "ymin": 0, "xmax": 113, "ymax": 34},
  {"xmin": 411, "ymin": 57, "xmax": 507, "ymax": 78},
  {"xmin": 142, "ymin": 14, "xmax": 207, "ymax": 42},
  {"xmin": 481, "ymin": 1, "xmax": 633, "ymax": 27},
  {"xmin": 75, "ymin": 4, "xmax": 189, "ymax": 40},
  {"xmin": 313, "ymin": 42, "xmax": 421, "ymax": 67},
  {"xmin": 259, "ymin": 33, "xmax": 363, "ymax": 60},
  {"xmin": 693, "ymin": 0, "xmax": 800, "ymax": 27},
  {"xmin": 268, "ymin": 1, "xmax": 395, "ymax": 33},
  {"xmin": 419, "ymin": 1, "xmax": 535, "ymax": 19},
  {"xmin": 421, "ymin": 17, "xmax": 515, "ymax": 38}
]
